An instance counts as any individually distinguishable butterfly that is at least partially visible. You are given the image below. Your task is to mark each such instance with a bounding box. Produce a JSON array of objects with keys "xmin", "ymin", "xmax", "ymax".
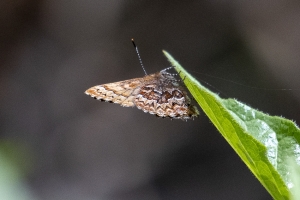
[
  {"xmin": 85, "ymin": 68, "xmax": 199, "ymax": 120},
  {"xmin": 85, "ymin": 39, "xmax": 199, "ymax": 120}
]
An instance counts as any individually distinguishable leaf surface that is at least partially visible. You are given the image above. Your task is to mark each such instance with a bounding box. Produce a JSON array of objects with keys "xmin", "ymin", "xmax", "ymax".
[{"xmin": 163, "ymin": 50, "xmax": 300, "ymax": 200}]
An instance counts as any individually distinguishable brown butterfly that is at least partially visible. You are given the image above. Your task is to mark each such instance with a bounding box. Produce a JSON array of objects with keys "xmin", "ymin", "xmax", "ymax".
[
  {"xmin": 85, "ymin": 68, "xmax": 199, "ymax": 119},
  {"xmin": 85, "ymin": 39, "xmax": 199, "ymax": 120}
]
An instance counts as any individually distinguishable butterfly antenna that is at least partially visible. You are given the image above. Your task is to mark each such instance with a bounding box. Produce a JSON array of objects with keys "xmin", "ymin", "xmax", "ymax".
[{"xmin": 131, "ymin": 38, "xmax": 147, "ymax": 75}]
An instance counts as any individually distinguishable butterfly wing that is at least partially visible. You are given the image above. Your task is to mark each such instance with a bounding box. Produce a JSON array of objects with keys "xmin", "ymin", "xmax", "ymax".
[
  {"xmin": 134, "ymin": 84, "xmax": 199, "ymax": 119},
  {"xmin": 85, "ymin": 78, "xmax": 143, "ymax": 107},
  {"xmin": 134, "ymin": 72, "xmax": 199, "ymax": 119}
]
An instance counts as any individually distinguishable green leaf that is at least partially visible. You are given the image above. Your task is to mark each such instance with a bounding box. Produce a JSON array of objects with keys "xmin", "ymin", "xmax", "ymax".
[
  {"xmin": 287, "ymin": 156, "xmax": 300, "ymax": 200},
  {"xmin": 0, "ymin": 141, "xmax": 36, "ymax": 200},
  {"xmin": 163, "ymin": 50, "xmax": 300, "ymax": 200}
]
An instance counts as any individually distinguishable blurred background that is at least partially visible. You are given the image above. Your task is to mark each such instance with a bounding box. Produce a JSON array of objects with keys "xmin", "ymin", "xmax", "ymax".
[{"xmin": 1, "ymin": 1, "xmax": 300, "ymax": 199}]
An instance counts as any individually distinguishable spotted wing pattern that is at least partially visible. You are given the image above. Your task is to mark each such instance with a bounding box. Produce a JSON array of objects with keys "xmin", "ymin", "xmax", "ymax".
[
  {"xmin": 85, "ymin": 70, "xmax": 199, "ymax": 120},
  {"xmin": 85, "ymin": 78, "xmax": 144, "ymax": 107}
]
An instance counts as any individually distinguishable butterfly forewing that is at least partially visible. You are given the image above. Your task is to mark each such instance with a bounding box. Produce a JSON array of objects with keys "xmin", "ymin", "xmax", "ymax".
[{"xmin": 85, "ymin": 78, "xmax": 144, "ymax": 107}]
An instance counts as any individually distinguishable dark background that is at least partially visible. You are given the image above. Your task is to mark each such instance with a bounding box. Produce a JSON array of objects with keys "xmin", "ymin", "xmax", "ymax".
[{"xmin": 1, "ymin": 1, "xmax": 300, "ymax": 199}]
